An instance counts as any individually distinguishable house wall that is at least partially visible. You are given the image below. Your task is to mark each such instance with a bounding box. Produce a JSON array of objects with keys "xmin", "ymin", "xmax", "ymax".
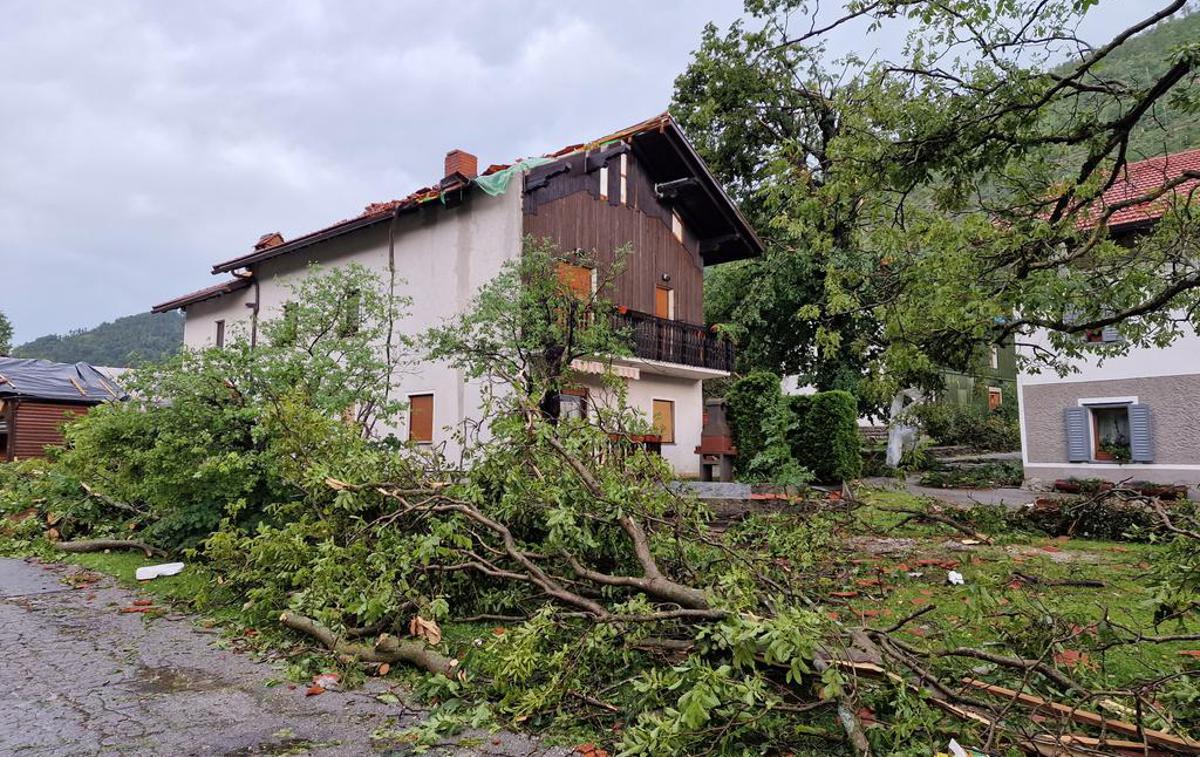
[
  {"xmin": 523, "ymin": 150, "xmax": 706, "ymax": 324},
  {"xmin": 1018, "ymin": 327, "xmax": 1200, "ymax": 489},
  {"xmin": 182, "ymin": 185, "xmax": 525, "ymax": 461},
  {"xmin": 10, "ymin": 400, "xmax": 92, "ymax": 460},
  {"xmin": 580, "ymin": 372, "xmax": 705, "ymax": 475},
  {"xmin": 177, "ymin": 159, "xmax": 718, "ymax": 475}
]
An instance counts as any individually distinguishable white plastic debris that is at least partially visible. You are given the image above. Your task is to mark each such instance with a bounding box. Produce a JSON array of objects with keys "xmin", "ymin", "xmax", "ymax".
[
  {"xmin": 948, "ymin": 738, "xmax": 969, "ymax": 757},
  {"xmin": 947, "ymin": 570, "xmax": 965, "ymax": 585},
  {"xmin": 135, "ymin": 562, "xmax": 185, "ymax": 581}
]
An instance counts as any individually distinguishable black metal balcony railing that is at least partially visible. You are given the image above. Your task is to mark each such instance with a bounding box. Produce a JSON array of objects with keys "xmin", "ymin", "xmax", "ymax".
[{"xmin": 611, "ymin": 309, "xmax": 735, "ymax": 371}]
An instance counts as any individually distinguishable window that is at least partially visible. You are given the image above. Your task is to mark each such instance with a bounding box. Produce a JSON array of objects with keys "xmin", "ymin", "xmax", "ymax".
[
  {"xmin": 338, "ymin": 290, "xmax": 361, "ymax": 337},
  {"xmin": 215, "ymin": 319, "xmax": 225, "ymax": 348},
  {"xmin": 556, "ymin": 261, "xmax": 593, "ymax": 299},
  {"xmin": 652, "ymin": 399, "xmax": 675, "ymax": 444},
  {"xmin": 619, "ymin": 153, "xmax": 628, "ymax": 205},
  {"xmin": 408, "ymin": 394, "xmax": 434, "ymax": 444},
  {"xmin": 599, "ymin": 165, "xmax": 609, "ymax": 201},
  {"xmin": 671, "ymin": 210, "xmax": 683, "ymax": 242},
  {"xmin": 559, "ymin": 387, "xmax": 588, "ymax": 420},
  {"xmin": 654, "ymin": 285, "xmax": 673, "ymax": 320},
  {"xmin": 987, "ymin": 386, "xmax": 1002, "ymax": 411},
  {"xmin": 988, "ymin": 345, "xmax": 999, "ymax": 370},
  {"xmin": 276, "ymin": 303, "xmax": 299, "ymax": 346},
  {"xmin": 1091, "ymin": 406, "xmax": 1130, "ymax": 461},
  {"xmin": 1064, "ymin": 402, "xmax": 1153, "ymax": 463}
]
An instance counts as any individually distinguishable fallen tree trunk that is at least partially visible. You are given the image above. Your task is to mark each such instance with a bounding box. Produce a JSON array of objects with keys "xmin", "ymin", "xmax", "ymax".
[
  {"xmin": 54, "ymin": 539, "xmax": 167, "ymax": 558},
  {"xmin": 280, "ymin": 612, "xmax": 463, "ymax": 680}
]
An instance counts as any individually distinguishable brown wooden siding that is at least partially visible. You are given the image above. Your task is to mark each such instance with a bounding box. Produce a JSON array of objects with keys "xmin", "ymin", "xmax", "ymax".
[
  {"xmin": 523, "ymin": 151, "xmax": 705, "ymax": 325},
  {"xmin": 10, "ymin": 401, "xmax": 91, "ymax": 460}
]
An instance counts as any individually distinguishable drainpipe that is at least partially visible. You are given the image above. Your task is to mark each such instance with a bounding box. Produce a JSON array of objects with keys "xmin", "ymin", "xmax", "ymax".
[{"xmin": 235, "ymin": 269, "xmax": 259, "ymax": 348}]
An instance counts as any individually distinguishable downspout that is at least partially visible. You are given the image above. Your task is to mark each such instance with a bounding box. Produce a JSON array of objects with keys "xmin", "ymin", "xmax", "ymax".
[{"xmin": 236, "ymin": 269, "xmax": 260, "ymax": 348}]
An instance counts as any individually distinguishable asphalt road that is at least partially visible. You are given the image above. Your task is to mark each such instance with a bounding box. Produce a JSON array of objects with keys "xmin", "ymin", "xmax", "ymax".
[{"xmin": 0, "ymin": 558, "xmax": 564, "ymax": 757}]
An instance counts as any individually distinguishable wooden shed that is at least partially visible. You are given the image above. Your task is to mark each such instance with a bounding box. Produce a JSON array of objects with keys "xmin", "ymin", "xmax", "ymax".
[{"xmin": 0, "ymin": 358, "xmax": 125, "ymax": 461}]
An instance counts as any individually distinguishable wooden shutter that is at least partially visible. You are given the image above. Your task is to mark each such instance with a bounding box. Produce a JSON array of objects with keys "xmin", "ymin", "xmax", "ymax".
[
  {"xmin": 1128, "ymin": 404, "xmax": 1154, "ymax": 462},
  {"xmin": 556, "ymin": 262, "xmax": 592, "ymax": 299},
  {"xmin": 1064, "ymin": 407, "xmax": 1090, "ymax": 462},
  {"xmin": 654, "ymin": 286, "xmax": 671, "ymax": 319},
  {"xmin": 408, "ymin": 394, "xmax": 434, "ymax": 443},
  {"xmin": 652, "ymin": 400, "xmax": 675, "ymax": 444}
]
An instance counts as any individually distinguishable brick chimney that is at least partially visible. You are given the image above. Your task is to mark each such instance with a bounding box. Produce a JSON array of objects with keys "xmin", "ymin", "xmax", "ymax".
[
  {"xmin": 254, "ymin": 232, "xmax": 285, "ymax": 251},
  {"xmin": 444, "ymin": 149, "xmax": 478, "ymax": 180}
]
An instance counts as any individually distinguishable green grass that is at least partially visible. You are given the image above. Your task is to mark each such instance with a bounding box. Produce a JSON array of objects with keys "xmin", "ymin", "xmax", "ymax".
[{"xmin": 839, "ymin": 488, "xmax": 1198, "ymax": 696}]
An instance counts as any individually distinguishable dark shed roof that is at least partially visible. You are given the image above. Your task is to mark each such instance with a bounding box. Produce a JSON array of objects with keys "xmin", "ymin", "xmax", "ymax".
[{"xmin": 0, "ymin": 358, "xmax": 127, "ymax": 404}]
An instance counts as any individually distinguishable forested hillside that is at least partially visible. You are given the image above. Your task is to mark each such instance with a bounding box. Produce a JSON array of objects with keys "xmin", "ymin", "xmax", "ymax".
[
  {"xmin": 13, "ymin": 311, "xmax": 183, "ymax": 367},
  {"xmin": 1066, "ymin": 11, "xmax": 1200, "ymax": 159}
]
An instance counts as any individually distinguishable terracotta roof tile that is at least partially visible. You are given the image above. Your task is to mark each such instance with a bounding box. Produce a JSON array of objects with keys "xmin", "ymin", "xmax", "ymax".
[{"xmin": 1084, "ymin": 147, "xmax": 1200, "ymax": 230}]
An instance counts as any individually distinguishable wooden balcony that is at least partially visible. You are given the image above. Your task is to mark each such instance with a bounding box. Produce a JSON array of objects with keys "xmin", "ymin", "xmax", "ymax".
[{"xmin": 612, "ymin": 308, "xmax": 734, "ymax": 372}]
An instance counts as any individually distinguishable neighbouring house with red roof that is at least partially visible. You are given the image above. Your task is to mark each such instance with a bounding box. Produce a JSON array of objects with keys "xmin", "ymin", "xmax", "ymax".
[
  {"xmin": 152, "ymin": 114, "xmax": 762, "ymax": 473},
  {"xmin": 1018, "ymin": 147, "xmax": 1200, "ymax": 492}
]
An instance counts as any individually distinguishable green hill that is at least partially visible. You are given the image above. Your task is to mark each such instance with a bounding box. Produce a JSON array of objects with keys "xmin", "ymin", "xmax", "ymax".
[
  {"xmin": 1064, "ymin": 11, "xmax": 1200, "ymax": 159},
  {"xmin": 14, "ymin": 311, "xmax": 183, "ymax": 367}
]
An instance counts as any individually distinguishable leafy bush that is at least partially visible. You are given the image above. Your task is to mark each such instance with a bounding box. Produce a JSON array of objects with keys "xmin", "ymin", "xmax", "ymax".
[
  {"xmin": 52, "ymin": 263, "xmax": 411, "ymax": 550},
  {"xmin": 909, "ymin": 400, "xmax": 1019, "ymax": 451},
  {"xmin": 789, "ymin": 390, "xmax": 862, "ymax": 482}
]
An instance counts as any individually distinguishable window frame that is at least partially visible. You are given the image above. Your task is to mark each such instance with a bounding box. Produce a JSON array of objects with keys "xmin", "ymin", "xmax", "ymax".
[
  {"xmin": 215, "ymin": 319, "xmax": 225, "ymax": 348},
  {"xmin": 1076, "ymin": 396, "xmax": 1137, "ymax": 463}
]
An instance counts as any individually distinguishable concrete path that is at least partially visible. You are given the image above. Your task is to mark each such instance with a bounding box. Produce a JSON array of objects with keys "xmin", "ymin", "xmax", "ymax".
[
  {"xmin": 862, "ymin": 476, "xmax": 1039, "ymax": 508},
  {"xmin": 0, "ymin": 558, "xmax": 564, "ymax": 757}
]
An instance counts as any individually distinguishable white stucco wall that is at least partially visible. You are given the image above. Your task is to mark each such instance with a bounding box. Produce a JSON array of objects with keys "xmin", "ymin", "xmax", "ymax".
[
  {"xmin": 1019, "ymin": 325, "xmax": 1200, "ymax": 386},
  {"xmin": 579, "ymin": 371, "xmax": 705, "ymax": 475},
  {"xmin": 181, "ymin": 187, "xmax": 524, "ymax": 462}
]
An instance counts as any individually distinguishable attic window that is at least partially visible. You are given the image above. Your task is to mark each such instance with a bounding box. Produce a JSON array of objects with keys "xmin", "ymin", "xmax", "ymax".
[
  {"xmin": 619, "ymin": 153, "xmax": 628, "ymax": 205},
  {"xmin": 671, "ymin": 210, "xmax": 683, "ymax": 243}
]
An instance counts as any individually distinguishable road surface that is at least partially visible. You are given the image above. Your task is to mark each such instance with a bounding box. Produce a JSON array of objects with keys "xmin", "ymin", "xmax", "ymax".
[{"xmin": 0, "ymin": 557, "xmax": 563, "ymax": 756}]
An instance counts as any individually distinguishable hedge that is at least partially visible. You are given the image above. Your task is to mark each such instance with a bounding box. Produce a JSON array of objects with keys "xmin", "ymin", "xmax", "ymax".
[
  {"xmin": 726, "ymin": 371, "xmax": 784, "ymax": 475},
  {"xmin": 789, "ymin": 390, "xmax": 862, "ymax": 483},
  {"xmin": 727, "ymin": 373, "xmax": 862, "ymax": 483}
]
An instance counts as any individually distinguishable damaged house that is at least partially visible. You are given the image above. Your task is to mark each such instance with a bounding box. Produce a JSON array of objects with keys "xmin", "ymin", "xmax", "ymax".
[
  {"xmin": 0, "ymin": 358, "xmax": 126, "ymax": 461},
  {"xmin": 153, "ymin": 114, "xmax": 762, "ymax": 473}
]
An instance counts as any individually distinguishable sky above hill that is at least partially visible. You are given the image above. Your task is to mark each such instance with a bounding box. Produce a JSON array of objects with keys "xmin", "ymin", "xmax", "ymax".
[{"xmin": 0, "ymin": 1, "xmax": 1163, "ymax": 342}]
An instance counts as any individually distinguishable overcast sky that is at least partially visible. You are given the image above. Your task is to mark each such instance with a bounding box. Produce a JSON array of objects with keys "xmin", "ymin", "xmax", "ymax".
[{"xmin": 0, "ymin": 1, "xmax": 1158, "ymax": 343}]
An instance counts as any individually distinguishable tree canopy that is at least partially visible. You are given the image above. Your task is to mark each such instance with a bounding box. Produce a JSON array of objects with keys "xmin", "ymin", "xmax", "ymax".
[{"xmin": 675, "ymin": 0, "xmax": 1200, "ymax": 406}]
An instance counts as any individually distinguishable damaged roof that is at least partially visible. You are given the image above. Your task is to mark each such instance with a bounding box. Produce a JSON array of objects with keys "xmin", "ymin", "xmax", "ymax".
[
  {"xmin": 205, "ymin": 112, "xmax": 761, "ymax": 275},
  {"xmin": 0, "ymin": 357, "xmax": 127, "ymax": 404}
]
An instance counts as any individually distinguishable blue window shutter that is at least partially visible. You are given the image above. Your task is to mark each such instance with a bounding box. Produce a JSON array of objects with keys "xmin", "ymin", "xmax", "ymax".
[
  {"xmin": 1129, "ymin": 404, "xmax": 1154, "ymax": 462},
  {"xmin": 1064, "ymin": 407, "xmax": 1090, "ymax": 462}
]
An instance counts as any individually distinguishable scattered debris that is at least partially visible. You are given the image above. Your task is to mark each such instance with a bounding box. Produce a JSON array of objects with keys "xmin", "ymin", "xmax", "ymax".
[
  {"xmin": 947, "ymin": 570, "xmax": 965, "ymax": 585},
  {"xmin": 135, "ymin": 562, "xmax": 185, "ymax": 581}
]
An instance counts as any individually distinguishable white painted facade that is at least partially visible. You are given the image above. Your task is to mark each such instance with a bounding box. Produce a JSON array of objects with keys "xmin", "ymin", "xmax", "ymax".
[{"xmin": 172, "ymin": 183, "xmax": 715, "ymax": 473}]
